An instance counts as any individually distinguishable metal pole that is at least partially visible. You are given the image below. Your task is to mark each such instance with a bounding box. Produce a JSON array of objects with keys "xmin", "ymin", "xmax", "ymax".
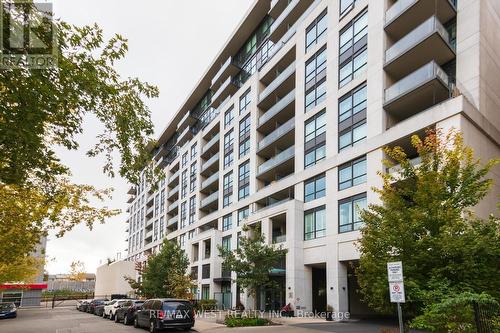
[{"xmin": 397, "ymin": 302, "xmax": 404, "ymax": 333}]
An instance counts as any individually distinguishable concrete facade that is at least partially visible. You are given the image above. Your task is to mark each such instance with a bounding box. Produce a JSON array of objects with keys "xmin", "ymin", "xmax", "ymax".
[
  {"xmin": 94, "ymin": 261, "xmax": 135, "ymax": 297},
  {"xmin": 124, "ymin": 0, "xmax": 500, "ymax": 315}
]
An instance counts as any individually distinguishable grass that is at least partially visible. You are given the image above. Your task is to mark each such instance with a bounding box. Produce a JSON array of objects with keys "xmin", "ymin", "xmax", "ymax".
[{"xmin": 224, "ymin": 315, "xmax": 271, "ymax": 327}]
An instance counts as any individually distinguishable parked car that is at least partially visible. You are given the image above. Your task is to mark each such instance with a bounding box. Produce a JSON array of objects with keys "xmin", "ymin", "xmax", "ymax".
[
  {"xmin": 104, "ymin": 299, "xmax": 128, "ymax": 320},
  {"xmin": 134, "ymin": 299, "xmax": 194, "ymax": 332},
  {"xmin": 114, "ymin": 300, "xmax": 144, "ymax": 325},
  {"xmin": 79, "ymin": 300, "xmax": 89, "ymax": 312},
  {"xmin": 0, "ymin": 303, "xmax": 17, "ymax": 319},
  {"xmin": 94, "ymin": 302, "xmax": 106, "ymax": 317},
  {"xmin": 86, "ymin": 299, "xmax": 108, "ymax": 314}
]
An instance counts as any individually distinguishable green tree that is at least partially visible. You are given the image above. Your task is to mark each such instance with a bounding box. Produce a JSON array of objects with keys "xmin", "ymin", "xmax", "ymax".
[
  {"xmin": 125, "ymin": 240, "xmax": 194, "ymax": 299},
  {"xmin": 357, "ymin": 129, "xmax": 500, "ymax": 318},
  {"xmin": 218, "ymin": 225, "xmax": 288, "ymax": 309},
  {"xmin": 0, "ymin": 2, "xmax": 159, "ymax": 282}
]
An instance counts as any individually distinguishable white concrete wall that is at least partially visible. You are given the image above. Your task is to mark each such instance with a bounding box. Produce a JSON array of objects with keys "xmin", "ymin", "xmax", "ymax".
[{"xmin": 94, "ymin": 261, "xmax": 135, "ymax": 297}]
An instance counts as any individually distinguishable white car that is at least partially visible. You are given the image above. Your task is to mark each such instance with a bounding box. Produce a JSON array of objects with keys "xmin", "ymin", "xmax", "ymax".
[{"xmin": 103, "ymin": 299, "xmax": 128, "ymax": 320}]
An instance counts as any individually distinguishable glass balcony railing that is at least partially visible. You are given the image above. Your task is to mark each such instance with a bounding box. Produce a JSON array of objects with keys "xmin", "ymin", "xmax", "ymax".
[
  {"xmin": 201, "ymin": 154, "xmax": 219, "ymax": 173},
  {"xmin": 168, "ymin": 170, "xmax": 179, "ymax": 184},
  {"xmin": 386, "ymin": 0, "xmax": 418, "ymax": 24},
  {"xmin": 167, "ymin": 200, "xmax": 179, "ymax": 213},
  {"xmin": 386, "ymin": 16, "xmax": 452, "ymax": 63},
  {"xmin": 201, "ymin": 171, "xmax": 219, "ymax": 189},
  {"xmin": 202, "ymin": 133, "xmax": 220, "ymax": 155},
  {"xmin": 385, "ymin": 61, "xmax": 450, "ymax": 104},
  {"xmin": 259, "ymin": 61, "xmax": 296, "ymax": 103},
  {"xmin": 200, "ymin": 191, "xmax": 219, "ymax": 208},
  {"xmin": 259, "ymin": 89, "xmax": 295, "ymax": 127},
  {"xmin": 168, "ymin": 185, "xmax": 179, "ymax": 198},
  {"xmin": 258, "ymin": 117, "xmax": 295, "ymax": 151},
  {"xmin": 167, "ymin": 216, "xmax": 178, "ymax": 226},
  {"xmin": 272, "ymin": 234, "xmax": 287, "ymax": 244},
  {"xmin": 258, "ymin": 145, "xmax": 295, "ymax": 176}
]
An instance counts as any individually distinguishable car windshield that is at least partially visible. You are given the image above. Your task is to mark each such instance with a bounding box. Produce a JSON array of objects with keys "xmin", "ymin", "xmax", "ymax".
[
  {"xmin": 0, "ymin": 303, "xmax": 14, "ymax": 310},
  {"xmin": 134, "ymin": 301, "xmax": 144, "ymax": 305},
  {"xmin": 162, "ymin": 301, "xmax": 190, "ymax": 311},
  {"xmin": 107, "ymin": 300, "xmax": 116, "ymax": 305}
]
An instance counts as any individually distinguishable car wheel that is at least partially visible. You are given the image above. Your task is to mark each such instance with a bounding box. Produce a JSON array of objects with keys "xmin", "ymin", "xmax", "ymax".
[
  {"xmin": 110, "ymin": 313, "xmax": 114, "ymax": 320},
  {"xmin": 183, "ymin": 327, "xmax": 191, "ymax": 331},
  {"xmin": 114, "ymin": 313, "xmax": 120, "ymax": 323},
  {"xmin": 123, "ymin": 315, "xmax": 129, "ymax": 325},
  {"xmin": 149, "ymin": 321, "xmax": 158, "ymax": 333},
  {"xmin": 134, "ymin": 317, "xmax": 139, "ymax": 328}
]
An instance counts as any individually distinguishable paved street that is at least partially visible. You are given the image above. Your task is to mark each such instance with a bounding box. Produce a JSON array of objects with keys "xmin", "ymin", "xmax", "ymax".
[{"xmin": 0, "ymin": 307, "xmax": 412, "ymax": 333}]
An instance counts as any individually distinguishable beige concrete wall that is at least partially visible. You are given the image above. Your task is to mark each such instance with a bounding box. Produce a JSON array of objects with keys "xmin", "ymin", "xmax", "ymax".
[{"xmin": 95, "ymin": 261, "xmax": 135, "ymax": 297}]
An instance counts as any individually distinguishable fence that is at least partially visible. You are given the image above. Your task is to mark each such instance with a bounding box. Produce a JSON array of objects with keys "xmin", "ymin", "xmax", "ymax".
[{"xmin": 473, "ymin": 301, "xmax": 500, "ymax": 333}]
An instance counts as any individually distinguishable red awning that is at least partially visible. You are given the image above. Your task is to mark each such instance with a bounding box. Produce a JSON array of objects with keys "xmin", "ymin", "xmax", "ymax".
[{"xmin": 0, "ymin": 283, "xmax": 48, "ymax": 290}]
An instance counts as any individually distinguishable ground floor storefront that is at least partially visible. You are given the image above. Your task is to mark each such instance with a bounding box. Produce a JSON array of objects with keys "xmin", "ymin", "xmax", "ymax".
[{"xmin": 0, "ymin": 284, "xmax": 47, "ymax": 307}]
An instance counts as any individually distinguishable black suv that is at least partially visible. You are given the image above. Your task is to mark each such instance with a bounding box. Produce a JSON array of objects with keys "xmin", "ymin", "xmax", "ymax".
[
  {"xmin": 114, "ymin": 300, "xmax": 144, "ymax": 325},
  {"xmin": 134, "ymin": 299, "xmax": 194, "ymax": 332}
]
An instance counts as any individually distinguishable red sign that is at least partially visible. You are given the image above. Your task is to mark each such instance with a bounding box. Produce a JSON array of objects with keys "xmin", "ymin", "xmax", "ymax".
[{"xmin": 0, "ymin": 283, "xmax": 48, "ymax": 290}]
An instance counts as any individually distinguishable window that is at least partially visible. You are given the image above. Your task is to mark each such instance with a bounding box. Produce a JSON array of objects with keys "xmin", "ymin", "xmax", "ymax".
[
  {"xmin": 182, "ymin": 152, "xmax": 188, "ymax": 167},
  {"xmin": 202, "ymin": 264, "xmax": 210, "ymax": 279},
  {"xmin": 239, "ymin": 89, "xmax": 251, "ymax": 114},
  {"xmin": 153, "ymin": 220, "xmax": 158, "ymax": 241},
  {"xmin": 339, "ymin": 83, "xmax": 366, "ymax": 151},
  {"xmin": 224, "ymin": 106, "xmax": 234, "ymax": 128},
  {"xmin": 189, "ymin": 162, "xmax": 197, "ymax": 192},
  {"xmin": 181, "ymin": 170, "xmax": 188, "ymax": 198},
  {"xmin": 222, "ymin": 236, "xmax": 232, "ymax": 251},
  {"xmin": 237, "ymin": 207, "xmax": 249, "ymax": 226},
  {"xmin": 304, "ymin": 206, "xmax": 326, "ymax": 240},
  {"xmin": 304, "ymin": 174, "xmax": 326, "ymax": 202},
  {"xmin": 306, "ymin": 9, "xmax": 327, "ymax": 52},
  {"xmin": 202, "ymin": 284, "xmax": 210, "ymax": 299},
  {"xmin": 188, "ymin": 229, "xmax": 195, "ymax": 239},
  {"xmin": 159, "ymin": 216, "xmax": 164, "ymax": 238},
  {"xmin": 160, "ymin": 190, "xmax": 165, "ymax": 212},
  {"xmin": 179, "ymin": 233, "xmax": 186, "ymax": 247},
  {"xmin": 180, "ymin": 201, "xmax": 187, "ymax": 229},
  {"xmin": 339, "ymin": 10, "xmax": 368, "ymax": 87},
  {"xmin": 304, "ymin": 110, "xmax": 326, "ymax": 168},
  {"xmin": 154, "ymin": 193, "xmax": 159, "ymax": 217},
  {"xmin": 239, "ymin": 115, "xmax": 251, "ymax": 158},
  {"xmin": 223, "ymin": 172, "xmax": 233, "ymax": 208},
  {"xmin": 339, "ymin": 193, "xmax": 367, "ymax": 233},
  {"xmin": 338, "ymin": 156, "xmax": 367, "ymax": 190},
  {"xmin": 223, "ymin": 129, "xmax": 234, "ymax": 168},
  {"xmin": 191, "ymin": 266, "xmax": 198, "ymax": 280},
  {"xmin": 305, "ymin": 47, "xmax": 327, "ymax": 111},
  {"xmin": 340, "ymin": 0, "xmax": 357, "ymax": 17},
  {"xmin": 237, "ymin": 231, "xmax": 242, "ymax": 249},
  {"xmin": 222, "ymin": 214, "xmax": 232, "ymax": 231},
  {"xmin": 238, "ymin": 161, "xmax": 250, "ymax": 200},
  {"xmin": 191, "ymin": 143, "xmax": 197, "ymax": 159},
  {"xmin": 189, "ymin": 196, "xmax": 196, "ymax": 224}
]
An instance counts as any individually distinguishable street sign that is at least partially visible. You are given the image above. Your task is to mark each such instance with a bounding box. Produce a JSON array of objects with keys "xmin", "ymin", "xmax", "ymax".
[
  {"xmin": 387, "ymin": 261, "xmax": 403, "ymax": 282},
  {"xmin": 389, "ymin": 282, "xmax": 406, "ymax": 303}
]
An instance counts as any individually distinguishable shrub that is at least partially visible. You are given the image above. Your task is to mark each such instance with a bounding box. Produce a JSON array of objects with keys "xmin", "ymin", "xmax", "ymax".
[
  {"xmin": 410, "ymin": 292, "xmax": 500, "ymax": 333},
  {"xmin": 193, "ymin": 299, "xmax": 218, "ymax": 311},
  {"xmin": 224, "ymin": 315, "xmax": 270, "ymax": 327}
]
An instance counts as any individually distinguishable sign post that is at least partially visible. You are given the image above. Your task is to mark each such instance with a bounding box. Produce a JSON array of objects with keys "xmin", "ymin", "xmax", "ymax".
[{"xmin": 387, "ymin": 261, "xmax": 405, "ymax": 333}]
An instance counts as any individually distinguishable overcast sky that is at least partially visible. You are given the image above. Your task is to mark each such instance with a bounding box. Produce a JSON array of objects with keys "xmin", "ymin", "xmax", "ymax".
[{"xmin": 47, "ymin": 0, "xmax": 253, "ymax": 274}]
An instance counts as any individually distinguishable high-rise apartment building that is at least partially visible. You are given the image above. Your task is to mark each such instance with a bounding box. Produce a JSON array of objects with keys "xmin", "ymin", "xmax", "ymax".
[{"xmin": 125, "ymin": 0, "xmax": 500, "ymax": 315}]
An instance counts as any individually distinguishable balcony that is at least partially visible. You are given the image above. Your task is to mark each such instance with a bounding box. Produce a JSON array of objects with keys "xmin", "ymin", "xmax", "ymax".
[
  {"xmin": 258, "ymin": 89, "xmax": 295, "ymax": 132},
  {"xmin": 201, "ymin": 133, "xmax": 220, "ymax": 158},
  {"xmin": 145, "ymin": 205, "xmax": 154, "ymax": 218},
  {"xmin": 177, "ymin": 111, "xmax": 195, "ymax": 133},
  {"xmin": 269, "ymin": 0, "xmax": 289, "ymax": 19},
  {"xmin": 385, "ymin": 16, "xmax": 455, "ymax": 80},
  {"xmin": 211, "ymin": 56, "xmax": 240, "ymax": 89},
  {"xmin": 127, "ymin": 186, "xmax": 136, "ymax": 195},
  {"xmin": 211, "ymin": 76, "xmax": 238, "ymax": 108},
  {"xmin": 257, "ymin": 117, "xmax": 295, "ymax": 158},
  {"xmin": 385, "ymin": 0, "xmax": 457, "ymax": 39},
  {"xmin": 168, "ymin": 169, "xmax": 180, "ymax": 186},
  {"xmin": 167, "ymin": 199, "xmax": 179, "ymax": 214},
  {"xmin": 127, "ymin": 195, "xmax": 134, "ymax": 204},
  {"xmin": 387, "ymin": 156, "xmax": 422, "ymax": 175},
  {"xmin": 268, "ymin": 0, "xmax": 314, "ymax": 42},
  {"xmin": 177, "ymin": 125, "xmax": 194, "ymax": 147},
  {"xmin": 384, "ymin": 61, "xmax": 451, "ymax": 121},
  {"xmin": 200, "ymin": 191, "xmax": 219, "ymax": 211},
  {"xmin": 167, "ymin": 215, "xmax": 178, "ymax": 228},
  {"xmin": 258, "ymin": 61, "xmax": 296, "ymax": 110},
  {"xmin": 167, "ymin": 185, "xmax": 179, "ymax": 200},
  {"xmin": 272, "ymin": 234, "xmax": 287, "ymax": 244},
  {"xmin": 145, "ymin": 230, "xmax": 153, "ymax": 240},
  {"xmin": 201, "ymin": 154, "xmax": 219, "ymax": 176},
  {"xmin": 201, "ymin": 171, "xmax": 219, "ymax": 193},
  {"xmin": 257, "ymin": 145, "xmax": 295, "ymax": 182}
]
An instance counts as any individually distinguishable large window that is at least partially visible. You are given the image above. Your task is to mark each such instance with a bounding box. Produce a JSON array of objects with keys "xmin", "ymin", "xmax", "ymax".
[
  {"xmin": 305, "ymin": 47, "xmax": 327, "ymax": 111},
  {"xmin": 338, "ymin": 83, "xmax": 367, "ymax": 151},
  {"xmin": 339, "ymin": 193, "xmax": 367, "ymax": 233},
  {"xmin": 181, "ymin": 170, "xmax": 188, "ymax": 198},
  {"xmin": 222, "ymin": 213, "xmax": 232, "ymax": 231},
  {"xmin": 239, "ymin": 89, "xmax": 251, "ymax": 114},
  {"xmin": 189, "ymin": 162, "xmax": 197, "ymax": 192},
  {"xmin": 223, "ymin": 172, "xmax": 233, "ymax": 208},
  {"xmin": 304, "ymin": 206, "xmax": 326, "ymax": 240},
  {"xmin": 202, "ymin": 284, "xmax": 210, "ymax": 299},
  {"xmin": 239, "ymin": 115, "xmax": 251, "ymax": 158},
  {"xmin": 202, "ymin": 264, "xmax": 210, "ymax": 279},
  {"xmin": 306, "ymin": 9, "xmax": 327, "ymax": 52},
  {"xmin": 191, "ymin": 143, "xmax": 197, "ymax": 160},
  {"xmin": 238, "ymin": 161, "xmax": 250, "ymax": 200},
  {"xmin": 338, "ymin": 156, "xmax": 366, "ymax": 190},
  {"xmin": 340, "ymin": 0, "xmax": 358, "ymax": 17},
  {"xmin": 224, "ymin": 106, "xmax": 234, "ymax": 129},
  {"xmin": 182, "ymin": 152, "xmax": 188, "ymax": 167},
  {"xmin": 339, "ymin": 10, "xmax": 368, "ymax": 87},
  {"xmin": 223, "ymin": 129, "xmax": 234, "ymax": 169},
  {"xmin": 189, "ymin": 196, "xmax": 196, "ymax": 224},
  {"xmin": 304, "ymin": 110, "xmax": 326, "ymax": 168},
  {"xmin": 237, "ymin": 207, "xmax": 249, "ymax": 226},
  {"xmin": 222, "ymin": 235, "xmax": 232, "ymax": 251},
  {"xmin": 180, "ymin": 201, "xmax": 187, "ymax": 229},
  {"xmin": 159, "ymin": 216, "xmax": 164, "ymax": 238},
  {"xmin": 304, "ymin": 174, "xmax": 326, "ymax": 202}
]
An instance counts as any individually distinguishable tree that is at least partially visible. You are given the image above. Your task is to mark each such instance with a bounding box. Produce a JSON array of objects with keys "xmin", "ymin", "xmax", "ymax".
[
  {"xmin": 0, "ymin": 2, "xmax": 159, "ymax": 282},
  {"xmin": 125, "ymin": 240, "xmax": 194, "ymax": 299},
  {"xmin": 68, "ymin": 260, "xmax": 86, "ymax": 281},
  {"xmin": 357, "ymin": 129, "xmax": 500, "ymax": 318},
  {"xmin": 218, "ymin": 224, "xmax": 288, "ymax": 309}
]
